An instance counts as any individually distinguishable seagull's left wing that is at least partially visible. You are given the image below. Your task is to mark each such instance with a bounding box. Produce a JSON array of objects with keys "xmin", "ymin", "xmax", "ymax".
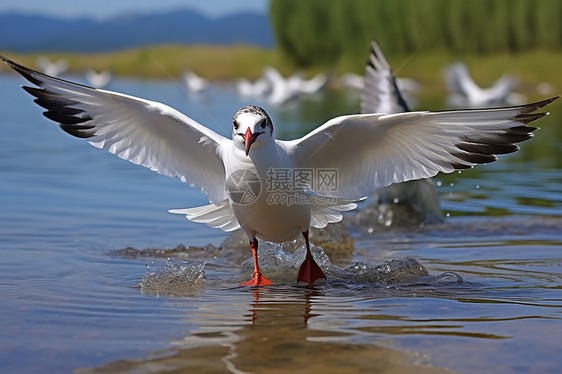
[
  {"xmin": 280, "ymin": 97, "xmax": 558, "ymax": 200},
  {"xmin": 2, "ymin": 56, "xmax": 229, "ymax": 204}
]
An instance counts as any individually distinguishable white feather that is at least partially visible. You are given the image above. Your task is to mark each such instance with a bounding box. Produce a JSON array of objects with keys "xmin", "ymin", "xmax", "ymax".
[{"xmin": 170, "ymin": 200, "xmax": 240, "ymax": 232}]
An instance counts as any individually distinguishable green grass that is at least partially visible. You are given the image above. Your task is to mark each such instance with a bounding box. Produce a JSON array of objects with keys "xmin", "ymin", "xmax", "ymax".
[
  {"xmin": 0, "ymin": 45, "xmax": 285, "ymax": 80},
  {"xmin": 1, "ymin": 45, "xmax": 561, "ymax": 100}
]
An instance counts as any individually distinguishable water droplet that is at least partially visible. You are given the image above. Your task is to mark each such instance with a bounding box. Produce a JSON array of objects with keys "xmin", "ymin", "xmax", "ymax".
[
  {"xmin": 449, "ymin": 182, "xmax": 455, "ymax": 187},
  {"xmin": 445, "ymin": 213, "xmax": 451, "ymax": 217},
  {"xmin": 475, "ymin": 184, "xmax": 480, "ymax": 189},
  {"xmin": 436, "ymin": 181, "xmax": 442, "ymax": 187},
  {"xmin": 458, "ymin": 170, "xmax": 462, "ymax": 174},
  {"xmin": 367, "ymin": 227, "xmax": 374, "ymax": 234},
  {"xmin": 392, "ymin": 197, "xmax": 399, "ymax": 204}
]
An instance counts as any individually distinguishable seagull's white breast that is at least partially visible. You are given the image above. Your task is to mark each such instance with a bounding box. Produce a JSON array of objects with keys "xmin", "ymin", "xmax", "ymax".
[{"xmin": 224, "ymin": 140, "xmax": 311, "ymax": 242}]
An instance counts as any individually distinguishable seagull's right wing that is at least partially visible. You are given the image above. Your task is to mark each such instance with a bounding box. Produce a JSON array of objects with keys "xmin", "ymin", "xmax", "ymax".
[
  {"xmin": 2, "ymin": 56, "xmax": 229, "ymax": 204},
  {"xmin": 361, "ymin": 40, "xmax": 410, "ymax": 114}
]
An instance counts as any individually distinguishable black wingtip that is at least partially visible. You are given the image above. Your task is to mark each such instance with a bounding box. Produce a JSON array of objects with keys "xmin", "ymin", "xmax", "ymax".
[
  {"xmin": 1, "ymin": 55, "xmax": 46, "ymax": 86},
  {"xmin": 517, "ymin": 95, "xmax": 560, "ymax": 114},
  {"xmin": 535, "ymin": 95, "xmax": 560, "ymax": 108},
  {"xmin": 1, "ymin": 54, "xmax": 97, "ymax": 90}
]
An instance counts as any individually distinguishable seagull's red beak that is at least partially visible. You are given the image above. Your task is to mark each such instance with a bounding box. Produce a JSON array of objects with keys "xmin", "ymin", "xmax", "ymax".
[{"xmin": 244, "ymin": 127, "xmax": 260, "ymax": 156}]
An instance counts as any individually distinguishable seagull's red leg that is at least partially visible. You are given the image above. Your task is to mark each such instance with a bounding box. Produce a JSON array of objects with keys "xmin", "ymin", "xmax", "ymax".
[
  {"xmin": 239, "ymin": 237, "xmax": 273, "ymax": 286},
  {"xmin": 297, "ymin": 230, "xmax": 326, "ymax": 285}
]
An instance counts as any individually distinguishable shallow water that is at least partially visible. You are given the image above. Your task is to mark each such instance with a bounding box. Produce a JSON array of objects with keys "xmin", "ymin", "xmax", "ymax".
[{"xmin": 0, "ymin": 73, "xmax": 561, "ymax": 374}]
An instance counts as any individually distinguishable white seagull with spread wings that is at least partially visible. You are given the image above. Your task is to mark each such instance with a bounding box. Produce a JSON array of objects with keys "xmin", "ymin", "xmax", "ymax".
[{"xmin": 1, "ymin": 55, "xmax": 558, "ymax": 286}]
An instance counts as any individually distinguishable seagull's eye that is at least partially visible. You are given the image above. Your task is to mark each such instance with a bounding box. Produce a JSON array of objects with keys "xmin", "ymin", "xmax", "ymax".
[
  {"xmin": 233, "ymin": 120, "xmax": 239, "ymax": 130},
  {"xmin": 259, "ymin": 119, "xmax": 267, "ymax": 129}
]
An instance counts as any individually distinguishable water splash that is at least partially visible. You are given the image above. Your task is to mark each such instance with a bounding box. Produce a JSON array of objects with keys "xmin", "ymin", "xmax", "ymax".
[
  {"xmin": 238, "ymin": 241, "xmax": 437, "ymax": 286},
  {"xmin": 139, "ymin": 259, "xmax": 206, "ymax": 297},
  {"xmin": 135, "ymin": 242, "xmax": 464, "ymax": 293},
  {"xmin": 342, "ymin": 257, "xmax": 430, "ymax": 284}
]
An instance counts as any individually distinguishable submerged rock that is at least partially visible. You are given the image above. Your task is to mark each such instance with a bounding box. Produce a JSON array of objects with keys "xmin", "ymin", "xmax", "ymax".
[
  {"xmin": 109, "ymin": 243, "xmax": 221, "ymax": 261},
  {"xmin": 347, "ymin": 179, "xmax": 443, "ymax": 232}
]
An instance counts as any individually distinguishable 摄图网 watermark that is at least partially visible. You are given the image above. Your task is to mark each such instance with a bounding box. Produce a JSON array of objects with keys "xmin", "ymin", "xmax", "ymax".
[{"xmin": 226, "ymin": 167, "xmax": 340, "ymax": 206}]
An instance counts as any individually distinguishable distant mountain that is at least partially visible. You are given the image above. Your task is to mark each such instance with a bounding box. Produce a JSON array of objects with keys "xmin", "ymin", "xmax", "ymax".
[{"xmin": 0, "ymin": 10, "xmax": 274, "ymax": 52}]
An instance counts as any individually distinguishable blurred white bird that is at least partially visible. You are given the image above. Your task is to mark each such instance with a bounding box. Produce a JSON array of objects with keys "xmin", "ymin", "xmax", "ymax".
[
  {"xmin": 183, "ymin": 69, "xmax": 208, "ymax": 93},
  {"xmin": 446, "ymin": 62, "xmax": 523, "ymax": 107},
  {"xmin": 264, "ymin": 66, "xmax": 327, "ymax": 105},
  {"xmin": 340, "ymin": 72, "xmax": 365, "ymax": 90},
  {"xmin": 263, "ymin": 66, "xmax": 298, "ymax": 105},
  {"xmin": 288, "ymin": 71, "xmax": 327, "ymax": 94},
  {"xmin": 2, "ymin": 55, "xmax": 557, "ymax": 286},
  {"xmin": 237, "ymin": 76, "xmax": 270, "ymax": 98},
  {"xmin": 342, "ymin": 63, "xmax": 420, "ymax": 109},
  {"xmin": 85, "ymin": 69, "xmax": 112, "ymax": 89},
  {"xmin": 36, "ymin": 56, "xmax": 68, "ymax": 77}
]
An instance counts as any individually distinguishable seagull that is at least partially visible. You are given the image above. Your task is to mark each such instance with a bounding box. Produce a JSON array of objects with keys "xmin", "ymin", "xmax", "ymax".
[
  {"xmin": 446, "ymin": 61, "xmax": 520, "ymax": 107},
  {"xmin": 183, "ymin": 69, "xmax": 208, "ymax": 94},
  {"xmin": 342, "ymin": 57, "xmax": 420, "ymax": 110},
  {"xmin": 263, "ymin": 67, "xmax": 327, "ymax": 106},
  {"xmin": 85, "ymin": 69, "xmax": 112, "ymax": 89},
  {"xmin": 361, "ymin": 40, "xmax": 441, "ymax": 223},
  {"xmin": 340, "ymin": 72, "xmax": 365, "ymax": 90},
  {"xmin": 36, "ymin": 56, "xmax": 68, "ymax": 77},
  {"xmin": 1, "ymin": 55, "xmax": 558, "ymax": 286},
  {"xmin": 288, "ymin": 71, "xmax": 327, "ymax": 95},
  {"xmin": 361, "ymin": 40, "xmax": 411, "ymax": 114},
  {"xmin": 236, "ymin": 76, "xmax": 271, "ymax": 98},
  {"xmin": 263, "ymin": 66, "xmax": 299, "ymax": 105}
]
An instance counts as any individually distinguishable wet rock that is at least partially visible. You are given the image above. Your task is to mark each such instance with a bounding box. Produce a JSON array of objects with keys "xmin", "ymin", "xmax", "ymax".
[
  {"xmin": 310, "ymin": 222, "xmax": 354, "ymax": 253},
  {"xmin": 109, "ymin": 243, "xmax": 221, "ymax": 261}
]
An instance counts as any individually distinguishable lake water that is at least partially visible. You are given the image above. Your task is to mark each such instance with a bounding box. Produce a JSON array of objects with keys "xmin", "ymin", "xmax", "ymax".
[{"xmin": 0, "ymin": 73, "xmax": 561, "ymax": 374}]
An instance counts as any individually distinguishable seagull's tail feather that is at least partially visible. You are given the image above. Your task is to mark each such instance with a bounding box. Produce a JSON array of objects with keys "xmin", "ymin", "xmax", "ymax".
[
  {"xmin": 169, "ymin": 200, "xmax": 240, "ymax": 232},
  {"xmin": 309, "ymin": 196, "xmax": 363, "ymax": 229}
]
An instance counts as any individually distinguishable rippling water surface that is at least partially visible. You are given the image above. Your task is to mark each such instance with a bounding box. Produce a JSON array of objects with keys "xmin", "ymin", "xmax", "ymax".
[{"xmin": 0, "ymin": 74, "xmax": 561, "ymax": 374}]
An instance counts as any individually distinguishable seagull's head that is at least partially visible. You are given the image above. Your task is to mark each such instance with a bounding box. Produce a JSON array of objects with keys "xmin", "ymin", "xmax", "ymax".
[{"xmin": 232, "ymin": 105, "xmax": 274, "ymax": 156}]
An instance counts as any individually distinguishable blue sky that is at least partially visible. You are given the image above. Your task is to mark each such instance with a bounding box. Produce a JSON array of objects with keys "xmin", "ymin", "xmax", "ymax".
[{"xmin": 0, "ymin": 0, "xmax": 269, "ymax": 19}]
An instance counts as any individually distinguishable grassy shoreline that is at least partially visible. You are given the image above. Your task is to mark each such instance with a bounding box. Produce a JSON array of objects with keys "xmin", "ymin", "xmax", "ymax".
[{"xmin": 1, "ymin": 44, "xmax": 560, "ymax": 98}]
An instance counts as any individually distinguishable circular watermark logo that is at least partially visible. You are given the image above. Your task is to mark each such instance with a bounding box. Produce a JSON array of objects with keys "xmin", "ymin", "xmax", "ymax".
[{"xmin": 226, "ymin": 169, "xmax": 262, "ymax": 205}]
